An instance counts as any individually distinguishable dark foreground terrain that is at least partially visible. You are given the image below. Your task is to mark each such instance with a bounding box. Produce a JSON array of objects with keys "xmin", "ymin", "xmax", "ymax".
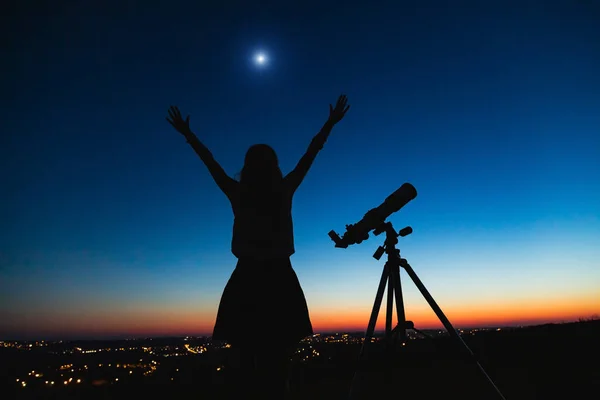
[{"xmin": 2, "ymin": 320, "xmax": 599, "ymax": 400}]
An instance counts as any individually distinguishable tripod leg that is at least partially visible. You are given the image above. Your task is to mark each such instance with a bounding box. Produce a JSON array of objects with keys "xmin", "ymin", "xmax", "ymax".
[
  {"xmin": 363, "ymin": 262, "xmax": 391, "ymax": 345},
  {"xmin": 385, "ymin": 270, "xmax": 394, "ymax": 339},
  {"xmin": 383, "ymin": 268, "xmax": 396, "ymax": 382},
  {"xmin": 349, "ymin": 262, "xmax": 390, "ymax": 400},
  {"xmin": 400, "ymin": 259, "xmax": 507, "ymax": 400},
  {"xmin": 390, "ymin": 262, "xmax": 408, "ymax": 344}
]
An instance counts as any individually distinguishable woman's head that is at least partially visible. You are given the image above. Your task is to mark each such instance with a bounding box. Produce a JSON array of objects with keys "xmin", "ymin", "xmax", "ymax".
[{"xmin": 239, "ymin": 144, "xmax": 283, "ymax": 187}]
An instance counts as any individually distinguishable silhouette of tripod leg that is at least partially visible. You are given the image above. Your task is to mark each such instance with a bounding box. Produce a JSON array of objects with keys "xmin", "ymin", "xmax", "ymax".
[
  {"xmin": 383, "ymin": 264, "xmax": 396, "ymax": 382},
  {"xmin": 365, "ymin": 262, "xmax": 391, "ymax": 347},
  {"xmin": 390, "ymin": 261, "xmax": 408, "ymax": 345},
  {"xmin": 385, "ymin": 268, "xmax": 394, "ymax": 341},
  {"xmin": 349, "ymin": 262, "xmax": 391, "ymax": 399},
  {"xmin": 400, "ymin": 258, "xmax": 507, "ymax": 400},
  {"xmin": 383, "ymin": 261, "xmax": 409, "ymax": 380}
]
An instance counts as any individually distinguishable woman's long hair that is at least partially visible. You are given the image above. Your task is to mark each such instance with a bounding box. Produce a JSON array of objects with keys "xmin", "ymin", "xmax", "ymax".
[
  {"xmin": 236, "ymin": 144, "xmax": 284, "ymax": 215},
  {"xmin": 238, "ymin": 144, "xmax": 283, "ymax": 188}
]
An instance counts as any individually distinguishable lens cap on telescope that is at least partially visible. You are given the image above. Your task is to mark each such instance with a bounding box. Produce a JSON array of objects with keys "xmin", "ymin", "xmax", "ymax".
[{"xmin": 398, "ymin": 227, "xmax": 413, "ymax": 237}]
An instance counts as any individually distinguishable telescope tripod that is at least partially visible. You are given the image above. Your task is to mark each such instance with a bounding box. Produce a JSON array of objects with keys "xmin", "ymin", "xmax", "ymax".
[{"xmin": 348, "ymin": 222, "xmax": 507, "ymax": 400}]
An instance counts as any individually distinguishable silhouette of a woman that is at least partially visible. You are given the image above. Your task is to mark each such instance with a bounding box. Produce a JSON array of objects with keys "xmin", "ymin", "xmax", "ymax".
[{"xmin": 166, "ymin": 95, "xmax": 350, "ymax": 398}]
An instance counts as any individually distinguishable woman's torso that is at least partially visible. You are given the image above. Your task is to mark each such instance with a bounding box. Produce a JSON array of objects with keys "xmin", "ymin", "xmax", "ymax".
[{"xmin": 229, "ymin": 185, "xmax": 295, "ymax": 259}]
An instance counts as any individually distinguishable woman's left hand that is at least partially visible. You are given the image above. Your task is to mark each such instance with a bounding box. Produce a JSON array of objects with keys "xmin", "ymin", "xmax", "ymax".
[{"xmin": 328, "ymin": 94, "xmax": 350, "ymax": 125}]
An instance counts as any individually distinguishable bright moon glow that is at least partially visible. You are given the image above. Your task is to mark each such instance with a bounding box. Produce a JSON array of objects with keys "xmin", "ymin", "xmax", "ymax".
[{"xmin": 254, "ymin": 52, "xmax": 267, "ymax": 66}]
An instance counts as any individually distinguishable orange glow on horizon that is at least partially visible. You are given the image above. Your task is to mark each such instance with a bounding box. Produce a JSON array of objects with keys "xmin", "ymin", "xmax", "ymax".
[
  {"xmin": 6, "ymin": 294, "xmax": 597, "ymax": 338},
  {"xmin": 310, "ymin": 294, "xmax": 599, "ymax": 331}
]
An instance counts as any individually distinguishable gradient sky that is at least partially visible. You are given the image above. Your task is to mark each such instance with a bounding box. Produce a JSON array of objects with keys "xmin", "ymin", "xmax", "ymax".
[{"xmin": 2, "ymin": 1, "xmax": 599, "ymax": 340}]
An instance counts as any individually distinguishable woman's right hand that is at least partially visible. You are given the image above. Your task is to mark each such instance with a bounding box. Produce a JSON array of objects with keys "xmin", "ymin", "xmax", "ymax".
[{"xmin": 166, "ymin": 106, "xmax": 193, "ymax": 136}]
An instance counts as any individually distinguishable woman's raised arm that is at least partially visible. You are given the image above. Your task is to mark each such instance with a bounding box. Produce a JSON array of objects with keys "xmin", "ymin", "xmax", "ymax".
[
  {"xmin": 166, "ymin": 106, "xmax": 237, "ymax": 198},
  {"xmin": 284, "ymin": 94, "xmax": 350, "ymax": 193}
]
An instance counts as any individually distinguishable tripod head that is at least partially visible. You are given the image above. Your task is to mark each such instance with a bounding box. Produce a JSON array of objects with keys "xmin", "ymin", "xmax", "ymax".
[{"xmin": 372, "ymin": 222, "xmax": 412, "ymax": 261}]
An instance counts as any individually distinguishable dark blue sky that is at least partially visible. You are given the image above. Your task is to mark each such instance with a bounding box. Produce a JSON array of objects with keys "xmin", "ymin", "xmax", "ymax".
[{"xmin": 2, "ymin": 1, "xmax": 599, "ymax": 339}]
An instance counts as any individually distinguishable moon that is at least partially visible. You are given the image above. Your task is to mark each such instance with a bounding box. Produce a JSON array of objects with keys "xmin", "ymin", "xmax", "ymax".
[{"xmin": 253, "ymin": 52, "xmax": 268, "ymax": 66}]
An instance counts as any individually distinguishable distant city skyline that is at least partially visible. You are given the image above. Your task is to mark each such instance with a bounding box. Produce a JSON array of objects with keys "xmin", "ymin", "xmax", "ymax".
[
  {"xmin": 4, "ymin": 320, "xmax": 598, "ymax": 398},
  {"xmin": 3, "ymin": 318, "xmax": 597, "ymax": 341}
]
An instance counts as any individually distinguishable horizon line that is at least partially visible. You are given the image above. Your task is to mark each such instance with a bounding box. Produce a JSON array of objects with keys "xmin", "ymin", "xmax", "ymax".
[{"xmin": 3, "ymin": 318, "xmax": 596, "ymax": 342}]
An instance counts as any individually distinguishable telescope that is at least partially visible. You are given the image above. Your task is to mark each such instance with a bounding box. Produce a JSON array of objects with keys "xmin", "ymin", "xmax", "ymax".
[
  {"xmin": 328, "ymin": 183, "xmax": 417, "ymax": 248},
  {"xmin": 336, "ymin": 183, "xmax": 507, "ymax": 400}
]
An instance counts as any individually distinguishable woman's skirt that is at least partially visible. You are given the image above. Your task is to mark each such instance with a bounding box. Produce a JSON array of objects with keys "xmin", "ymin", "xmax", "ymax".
[{"xmin": 212, "ymin": 257, "xmax": 313, "ymax": 348}]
